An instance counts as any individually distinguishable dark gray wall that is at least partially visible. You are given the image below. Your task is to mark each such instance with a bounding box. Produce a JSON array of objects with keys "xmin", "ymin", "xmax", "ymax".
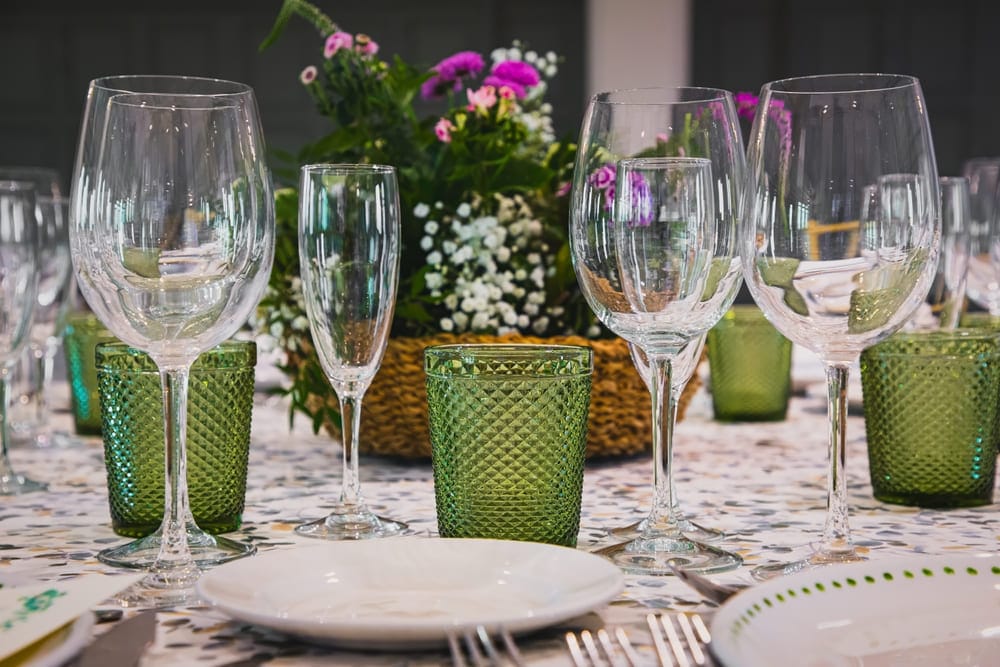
[
  {"xmin": 692, "ymin": 0, "xmax": 1000, "ymax": 177},
  {"xmin": 0, "ymin": 1, "xmax": 586, "ymax": 191}
]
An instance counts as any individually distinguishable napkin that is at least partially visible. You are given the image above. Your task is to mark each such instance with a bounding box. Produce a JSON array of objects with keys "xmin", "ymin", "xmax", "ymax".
[{"xmin": 0, "ymin": 573, "xmax": 142, "ymax": 663}]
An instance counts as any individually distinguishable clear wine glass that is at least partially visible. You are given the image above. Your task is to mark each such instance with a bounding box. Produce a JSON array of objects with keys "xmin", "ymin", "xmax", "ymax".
[
  {"xmin": 571, "ymin": 87, "xmax": 745, "ymax": 576},
  {"xmin": 21, "ymin": 195, "xmax": 76, "ymax": 448},
  {"xmin": 741, "ymin": 74, "xmax": 940, "ymax": 579},
  {"xmin": 962, "ymin": 158, "xmax": 1000, "ymax": 320},
  {"xmin": 70, "ymin": 87, "xmax": 273, "ymax": 602},
  {"xmin": 0, "ymin": 181, "xmax": 43, "ymax": 494},
  {"xmin": 296, "ymin": 164, "xmax": 406, "ymax": 540}
]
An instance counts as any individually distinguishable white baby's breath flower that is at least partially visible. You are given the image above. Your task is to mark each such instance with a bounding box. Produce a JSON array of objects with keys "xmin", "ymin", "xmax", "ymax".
[
  {"xmin": 427, "ymin": 250, "xmax": 442, "ymax": 265},
  {"xmin": 291, "ymin": 316, "xmax": 310, "ymax": 331},
  {"xmin": 531, "ymin": 316, "xmax": 549, "ymax": 334},
  {"xmin": 526, "ymin": 252, "xmax": 541, "ymax": 264},
  {"xmin": 269, "ymin": 322, "xmax": 284, "ymax": 338},
  {"xmin": 444, "ymin": 294, "xmax": 458, "ymax": 310},
  {"xmin": 524, "ymin": 303, "xmax": 539, "ymax": 315},
  {"xmin": 545, "ymin": 51, "xmax": 557, "ymax": 63},
  {"xmin": 490, "ymin": 47, "xmax": 506, "ymax": 63},
  {"xmin": 425, "ymin": 272, "xmax": 443, "ymax": 289},
  {"xmin": 496, "ymin": 246, "xmax": 511, "ymax": 262},
  {"xmin": 453, "ymin": 312, "xmax": 469, "ymax": 329},
  {"xmin": 503, "ymin": 310, "xmax": 518, "ymax": 326},
  {"xmin": 424, "ymin": 220, "xmax": 439, "ymax": 234},
  {"xmin": 514, "ymin": 268, "xmax": 527, "ymax": 281},
  {"xmin": 545, "ymin": 64, "xmax": 557, "ymax": 77},
  {"xmin": 587, "ymin": 324, "xmax": 602, "ymax": 338},
  {"xmin": 456, "ymin": 202, "xmax": 471, "ymax": 218},
  {"xmin": 524, "ymin": 50, "xmax": 537, "ymax": 63},
  {"xmin": 414, "ymin": 203, "xmax": 430, "ymax": 218},
  {"xmin": 442, "ymin": 240, "xmax": 457, "ymax": 255},
  {"xmin": 517, "ymin": 314, "xmax": 530, "ymax": 328},
  {"xmin": 508, "ymin": 47, "xmax": 522, "ymax": 61},
  {"xmin": 527, "ymin": 289, "xmax": 545, "ymax": 304},
  {"xmin": 471, "ymin": 312, "xmax": 490, "ymax": 330},
  {"xmin": 435, "ymin": 201, "xmax": 444, "ymax": 209},
  {"xmin": 420, "ymin": 236, "xmax": 433, "ymax": 251},
  {"xmin": 440, "ymin": 317, "xmax": 454, "ymax": 332},
  {"xmin": 461, "ymin": 297, "xmax": 477, "ymax": 313}
]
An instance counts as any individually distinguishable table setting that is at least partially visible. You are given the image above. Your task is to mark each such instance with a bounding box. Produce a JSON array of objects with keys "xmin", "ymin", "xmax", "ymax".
[{"xmin": 1, "ymin": 0, "xmax": 1000, "ymax": 665}]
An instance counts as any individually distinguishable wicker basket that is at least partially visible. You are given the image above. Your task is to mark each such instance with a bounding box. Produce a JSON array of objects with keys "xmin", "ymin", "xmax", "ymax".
[{"xmin": 302, "ymin": 333, "xmax": 701, "ymax": 459}]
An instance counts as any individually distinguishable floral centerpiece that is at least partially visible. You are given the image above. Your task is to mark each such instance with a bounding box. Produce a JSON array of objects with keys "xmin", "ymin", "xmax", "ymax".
[{"xmin": 255, "ymin": 0, "xmax": 694, "ymax": 457}]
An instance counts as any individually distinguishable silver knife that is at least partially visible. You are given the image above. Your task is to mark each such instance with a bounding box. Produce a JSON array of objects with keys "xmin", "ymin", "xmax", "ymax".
[{"xmin": 72, "ymin": 610, "xmax": 158, "ymax": 667}]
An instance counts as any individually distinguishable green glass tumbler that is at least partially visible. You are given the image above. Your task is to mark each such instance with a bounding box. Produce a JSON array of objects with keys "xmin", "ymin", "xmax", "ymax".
[
  {"xmin": 62, "ymin": 312, "xmax": 117, "ymax": 435},
  {"xmin": 425, "ymin": 344, "xmax": 592, "ymax": 547},
  {"xmin": 97, "ymin": 340, "xmax": 256, "ymax": 536},
  {"xmin": 860, "ymin": 329, "xmax": 1000, "ymax": 508},
  {"xmin": 706, "ymin": 305, "xmax": 793, "ymax": 421}
]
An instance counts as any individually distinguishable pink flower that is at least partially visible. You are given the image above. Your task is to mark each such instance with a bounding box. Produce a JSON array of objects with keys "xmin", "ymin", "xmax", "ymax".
[
  {"xmin": 498, "ymin": 86, "xmax": 516, "ymax": 100},
  {"xmin": 355, "ymin": 33, "xmax": 379, "ymax": 56},
  {"xmin": 735, "ymin": 91, "xmax": 759, "ymax": 120},
  {"xmin": 466, "ymin": 85, "xmax": 497, "ymax": 113},
  {"xmin": 299, "ymin": 65, "xmax": 318, "ymax": 85},
  {"xmin": 324, "ymin": 31, "xmax": 354, "ymax": 58},
  {"xmin": 556, "ymin": 181, "xmax": 571, "ymax": 197},
  {"xmin": 588, "ymin": 164, "xmax": 615, "ymax": 190},
  {"xmin": 435, "ymin": 117, "xmax": 455, "ymax": 143}
]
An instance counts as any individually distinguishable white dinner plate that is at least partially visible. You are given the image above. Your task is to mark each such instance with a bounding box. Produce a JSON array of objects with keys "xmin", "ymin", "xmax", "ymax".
[
  {"xmin": 711, "ymin": 553, "xmax": 1000, "ymax": 666},
  {"xmin": 196, "ymin": 537, "xmax": 625, "ymax": 649},
  {"xmin": 8, "ymin": 613, "xmax": 94, "ymax": 667}
]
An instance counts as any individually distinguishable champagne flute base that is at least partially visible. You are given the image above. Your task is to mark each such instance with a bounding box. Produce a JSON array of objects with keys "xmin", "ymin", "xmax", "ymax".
[
  {"xmin": 0, "ymin": 472, "xmax": 48, "ymax": 495},
  {"xmin": 595, "ymin": 535, "xmax": 743, "ymax": 576},
  {"xmin": 97, "ymin": 527, "xmax": 256, "ymax": 570},
  {"xmin": 750, "ymin": 548, "xmax": 868, "ymax": 581},
  {"xmin": 608, "ymin": 516, "xmax": 726, "ymax": 543},
  {"xmin": 295, "ymin": 503, "xmax": 407, "ymax": 540}
]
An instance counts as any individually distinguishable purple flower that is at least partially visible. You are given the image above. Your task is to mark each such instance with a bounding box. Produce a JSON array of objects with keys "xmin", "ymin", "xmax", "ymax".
[
  {"xmin": 624, "ymin": 172, "xmax": 654, "ymax": 227},
  {"xmin": 483, "ymin": 60, "xmax": 540, "ymax": 99},
  {"xmin": 735, "ymin": 91, "xmax": 759, "ymax": 120},
  {"xmin": 421, "ymin": 51, "xmax": 485, "ymax": 100}
]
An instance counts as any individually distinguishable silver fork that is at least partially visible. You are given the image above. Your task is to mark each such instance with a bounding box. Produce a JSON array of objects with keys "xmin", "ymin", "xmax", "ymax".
[
  {"xmin": 565, "ymin": 627, "xmax": 642, "ymax": 666},
  {"xmin": 448, "ymin": 625, "xmax": 525, "ymax": 667},
  {"xmin": 646, "ymin": 612, "xmax": 713, "ymax": 667}
]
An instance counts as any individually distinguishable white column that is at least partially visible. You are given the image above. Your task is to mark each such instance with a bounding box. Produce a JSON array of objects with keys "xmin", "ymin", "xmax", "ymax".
[{"xmin": 585, "ymin": 0, "xmax": 691, "ymax": 98}]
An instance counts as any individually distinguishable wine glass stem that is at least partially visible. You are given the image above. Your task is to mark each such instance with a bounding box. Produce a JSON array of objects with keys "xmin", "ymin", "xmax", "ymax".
[
  {"xmin": 31, "ymin": 346, "xmax": 51, "ymax": 429},
  {"xmin": 821, "ymin": 362, "xmax": 854, "ymax": 555},
  {"xmin": 647, "ymin": 352, "xmax": 681, "ymax": 534},
  {"xmin": 338, "ymin": 393, "xmax": 364, "ymax": 507},
  {"xmin": 154, "ymin": 365, "xmax": 197, "ymax": 576},
  {"xmin": 0, "ymin": 370, "xmax": 16, "ymax": 477}
]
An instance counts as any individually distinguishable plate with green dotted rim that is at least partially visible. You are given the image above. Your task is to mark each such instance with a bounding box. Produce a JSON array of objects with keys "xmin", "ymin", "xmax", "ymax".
[{"xmin": 710, "ymin": 553, "xmax": 1000, "ymax": 666}]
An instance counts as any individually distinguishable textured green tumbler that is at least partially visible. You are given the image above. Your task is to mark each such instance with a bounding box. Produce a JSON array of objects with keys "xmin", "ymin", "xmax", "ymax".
[
  {"xmin": 97, "ymin": 340, "xmax": 256, "ymax": 536},
  {"xmin": 63, "ymin": 312, "xmax": 117, "ymax": 435},
  {"xmin": 425, "ymin": 344, "xmax": 592, "ymax": 547},
  {"xmin": 860, "ymin": 329, "xmax": 1000, "ymax": 508},
  {"xmin": 706, "ymin": 305, "xmax": 792, "ymax": 421}
]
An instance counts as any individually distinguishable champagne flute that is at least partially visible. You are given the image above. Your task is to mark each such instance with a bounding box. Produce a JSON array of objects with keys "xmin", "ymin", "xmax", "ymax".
[
  {"xmin": 571, "ymin": 87, "xmax": 745, "ymax": 576},
  {"xmin": 742, "ymin": 74, "xmax": 939, "ymax": 578},
  {"xmin": 0, "ymin": 181, "xmax": 43, "ymax": 494},
  {"xmin": 296, "ymin": 164, "xmax": 406, "ymax": 539},
  {"xmin": 963, "ymin": 158, "xmax": 1000, "ymax": 320},
  {"xmin": 71, "ymin": 88, "xmax": 273, "ymax": 600}
]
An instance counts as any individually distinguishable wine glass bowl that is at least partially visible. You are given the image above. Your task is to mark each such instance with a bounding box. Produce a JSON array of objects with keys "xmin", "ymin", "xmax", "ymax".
[
  {"xmin": 571, "ymin": 88, "xmax": 746, "ymax": 577},
  {"xmin": 741, "ymin": 74, "xmax": 940, "ymax": 578},
  {"xmin": 70, "ymin": 81, "xmax": 273, "ymax": 601},
  {"xmin": 295, "ymin": 163, "xmax": 405, "ymax": 540}
]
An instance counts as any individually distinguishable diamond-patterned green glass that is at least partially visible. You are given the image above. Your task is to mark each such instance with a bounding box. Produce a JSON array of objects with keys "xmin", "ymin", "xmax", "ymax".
[
  {"xmin": 707, "ymin": 305, "xmax": 792, "ymax": 421},
  {"xmin": 97, "ymin": 340, "xmax": 256, "ymax": 536},
  {"xmin": 860, "ymin": 329, "xmax": 1000, "ymax": 508},
  {"xmin": 425, "ymin": 344, "xmax": 592, "ymax": 547},
  {"xmin": 63, "ymin": 312, "xmax": 117, "ymax": 435}
]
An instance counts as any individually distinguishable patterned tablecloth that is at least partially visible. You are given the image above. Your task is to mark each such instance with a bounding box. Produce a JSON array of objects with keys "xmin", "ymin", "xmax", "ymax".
[{"xmin": 2, "ymin": 351, "xmax": 998, "ymax": 666}]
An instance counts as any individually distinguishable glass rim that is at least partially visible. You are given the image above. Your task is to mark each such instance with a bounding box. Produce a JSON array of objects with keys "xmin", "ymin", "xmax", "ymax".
[
  {"xmin": 89, "ymin": 74, "xmax": 253, "ymax": 98},
  {"xmin": 107, "ymin": 92, "xmax": 240, "ymax": 112},
  {"xmin": 867, "ymin": 328, "xmax": 1000, "ymax": 356},
  {"xmin": 0, "ymin": 180, "xmax": 36, "ymax": 194},
  {"xmin": 762, "ymin": 73, "xmax": 920, "ymax": 95},
  {"xmin": 424, "ymin": 343, "xmax": 593, "ymax": 376},
  {"xmin": 96, "ymin": 339, "xmax": 257, "ymax": 371},
  {"xmin": 618, "ymin": 156, "xmax": 711, "ymax": 169},
  {"xmin": 301, "ymin": 163, "xmax": 396, "ymax": 176},
  {"xmin": 590, "ymin": 86, "xmax": 733, "ymax": 106}
]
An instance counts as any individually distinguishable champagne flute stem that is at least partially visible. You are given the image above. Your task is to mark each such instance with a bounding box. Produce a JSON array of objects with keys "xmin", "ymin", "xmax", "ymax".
[
  {"xmin": 338, "ymin": 393, "xmax": 364, "ymax": 507},
  {"xmin": 32, "ymin": 348, "xmax": 51, "ymax": 430},
  {"xmin": 821, "ymin": 362, "xmax": 854, "ymax": 556},
  {"xmin": 646, "ymin": 352, "xmax": 681, "ymax": 534},
  {"xmin": 151, "ymin": 365, "xmax": 198, "ymax": 583},
  {"xmin": 0, "ymin": 371, "xmax": 15, "ymax": 477}
]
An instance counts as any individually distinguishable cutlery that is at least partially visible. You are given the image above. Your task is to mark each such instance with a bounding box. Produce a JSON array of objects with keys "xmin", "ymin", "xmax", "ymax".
[
  {"xmin": 647, "ymin": 612, "xmax": 712, "ymax": 667},
  {"xmin": 565, "ymin": 626, "xmax": 640, "ymax": 666},
  {"xmin": 668, "ymin": 563, "xmax": 746, "ymax": 605},
  {"xmin": 447, "ymin": 625, "xmax": 524, "ymax": 666},
  {"xmin": 71, "ymin": 609, "xmax": 157, "ymax": 667}
]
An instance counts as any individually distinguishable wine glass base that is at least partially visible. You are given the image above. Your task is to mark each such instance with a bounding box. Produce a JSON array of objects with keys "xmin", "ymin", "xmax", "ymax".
[
  {"xmin": 596, "ymin": 535, "xmax": 743, "ymax": 576},
  {"xmin": 609, "ymin": 517, "xmax": 726, "ymax": 543},
  {"xmin": 295, "ymin": 505, "xmax": 407, "ymax": 540},
  {"xmin": 97, "ymin": 529, "xmax": 256, "ymax": 570},
  {"xmin": 751, "ymin": 549, "xmax": 868, "ymax": 581},
  {"xmin": 0, "ymin": 472, "xmax": 48, "ymax": 495}
]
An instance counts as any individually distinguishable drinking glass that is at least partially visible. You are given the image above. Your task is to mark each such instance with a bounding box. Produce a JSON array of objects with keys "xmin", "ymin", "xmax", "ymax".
[
  {"xmin": 17, "ymin": 195, "xmax": 76, "ymax": 448},
  {"xmin": 296, "ymin": 164, "xmax": 405, "ymax": 539},
  {"xmin": 963, "ymin": 157, "xmax": 1000, "ymax": 320},
  {"xmin": 571, "ymin": 88, "xmax": 745, "ymax": 575},
  {"xmin": 0, "ymin": 181, "xmax": 43, "ymax": 494},
  {"xmin": 741, "ymin": 74, "xmax": 940, "ymax": 578},
  {"xmin": 70, "ymin": 85, "xmax": 273, "ymax": 600}
]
